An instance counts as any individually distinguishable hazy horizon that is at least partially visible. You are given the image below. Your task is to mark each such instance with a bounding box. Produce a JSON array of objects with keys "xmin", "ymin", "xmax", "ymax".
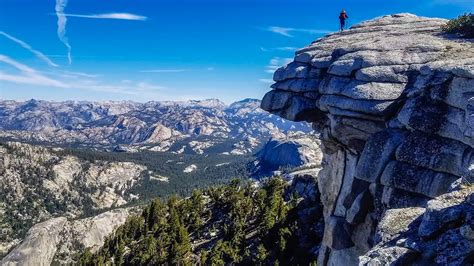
[{"xmin": 0, "ymin": 96, "xmax": 261, "ymax": 105}]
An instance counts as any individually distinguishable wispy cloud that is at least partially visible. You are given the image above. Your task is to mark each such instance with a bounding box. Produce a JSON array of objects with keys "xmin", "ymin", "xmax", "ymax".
[
  {"xmin": 265, "ymin": 57, "xmax": 293, "ymax": 73},
  {"xmin": 74, "ymin": 81, "xmax": 145, "ymax": 94},
  {"xmin": 55, "ymin": 0, "xmax": 72, "ymax": 64},
  {"xmin": 136, "ymin": 82, "xmax": 166, "ymax": 91},
  {"xmin": 62, "ymin": 70, "xmax": 99, "ymax": 78},
  {"xmin": 259, "ymin": 79, "xmax": 274, "ymax": 84},
  {"xmin": 275, "ymin": 47, "xmax": 298, "ymax": 51},
  {"xmin": 55, "ymin": 70, "xmax": 100, "ymax": 79},
  {"xmin": 0, "ymin": 55, "xmax": 163, "ymax": 95},
  {"xmin": 267, "ymin": 26, "xmax": 294, "ymax": 37},
  {"xmin": 260, "ymin": 46, "xmax": 298, "ymax": 52},
  {"xmin": 64, "ymin": 13, "xmax": 147, "ymax": 21},
  {"xmin": 140, "ymin": 67, "xmax": 215, "ymax": 73},
  {"xmin": 265, "ymin": 26, "xmax": 331, "ymax": 37},
  {"xmin": 53, "ymin": 0, "xmax": 147, "ymax": 65},
  {"xmin": 0, "ymin": 31, "xmax": 58, "ymax": 67},
  {"xmin": 0, "ymin": 55, "xmax": 68, "ymax": 88},
  {"xmin": 140, "ymin": 69, "xmax": 188, "ymax": 73}
]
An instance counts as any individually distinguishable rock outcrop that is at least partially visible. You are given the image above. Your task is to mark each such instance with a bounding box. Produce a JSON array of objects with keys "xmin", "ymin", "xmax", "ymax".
[
  {"xmin": 0, "ymin": 142, "xmax": 145, "ymax": 257},
  {"xmin": 1, "ymin": 209, "xmax": 131, "ymax": 265},
  {"xmin": 1, "ymin": 218, "xmax": 67, "ymax": 266},
  {"xmin": 261, "ymin": 13, "xmax": 474, "ymax": 265},
  {"xmin": 249, "ymin": 133, "xmax": 323, "ymax": 178}
]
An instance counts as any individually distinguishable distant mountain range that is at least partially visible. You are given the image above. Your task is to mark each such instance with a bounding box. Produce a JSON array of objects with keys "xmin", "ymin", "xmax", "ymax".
[
  {"xmin": 0, "ymin": 99, "xmax": 315, "ymax": 262},
  {"xmin": 0, "ymin": 98, "xmax": 312, "ymax": 154}
]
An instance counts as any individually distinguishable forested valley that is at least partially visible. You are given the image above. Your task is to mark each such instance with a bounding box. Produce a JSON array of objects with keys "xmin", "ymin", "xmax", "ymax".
[{"xmin": 79, "ymin": 178, "xmax": 321, "ymax": 265}]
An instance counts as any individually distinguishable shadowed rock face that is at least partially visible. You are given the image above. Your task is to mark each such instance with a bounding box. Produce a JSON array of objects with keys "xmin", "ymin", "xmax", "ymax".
[{"xmin": 261, "ymin": 13, "xmax": 474, "ymax": 265}]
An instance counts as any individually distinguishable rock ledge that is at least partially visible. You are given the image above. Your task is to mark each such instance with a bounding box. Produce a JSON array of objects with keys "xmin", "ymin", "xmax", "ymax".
[{"xmin": 261, "ymin": 13, "xmax": 474, "ymax": 265}]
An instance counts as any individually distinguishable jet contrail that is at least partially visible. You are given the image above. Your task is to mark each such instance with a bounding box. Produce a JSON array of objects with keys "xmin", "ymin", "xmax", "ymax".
[
  {"xmin": 0, "ymin": 31, "xmax": 58, "ymax": 67},
  {"xmin": 64, "ymin": 13, "xmax": 147, "ymax": 21},
  {"xmin": 55, "ymin": 0, "xmax": 72, "ymax": 64}
]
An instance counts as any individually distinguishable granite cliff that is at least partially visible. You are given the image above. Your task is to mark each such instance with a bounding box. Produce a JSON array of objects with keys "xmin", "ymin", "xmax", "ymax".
[
  {"xmin": 261, "ymin": 13, "xmax": 474, "ymax": 265},
  {"xmin": 1, "ymin": 209, "xmax": 132, "ymax": 265}
]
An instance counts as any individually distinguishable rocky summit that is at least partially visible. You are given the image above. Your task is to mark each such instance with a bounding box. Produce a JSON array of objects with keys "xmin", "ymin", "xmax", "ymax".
[{"xmin": 261, "ymin": 14, "xmax": 474, "ymax": 265}]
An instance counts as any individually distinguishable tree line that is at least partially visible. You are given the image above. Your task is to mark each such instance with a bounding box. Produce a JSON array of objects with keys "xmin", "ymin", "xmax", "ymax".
[{"xmin": 78, "ymin": 177, "xmax": 318, "ymax": 265}]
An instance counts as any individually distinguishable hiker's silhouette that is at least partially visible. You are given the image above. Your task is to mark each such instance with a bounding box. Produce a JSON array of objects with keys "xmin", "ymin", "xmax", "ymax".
[{"xmin": 339, "ymin": 10, "xmax": 349, "ymax": 31}]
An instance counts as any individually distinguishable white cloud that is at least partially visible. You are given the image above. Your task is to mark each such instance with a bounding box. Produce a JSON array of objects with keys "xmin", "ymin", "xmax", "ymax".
[
  {"xmin": 259, "ymin": 79, "xmax": 274, "ymax": 84},
  {"xmin": 260, "ymin": 46, "xmax": 298, "ymax": 52},
  {"xmin": 265, "ymin": 69, "xmax": 275, "ymax": 74},
  {"xmin": 140, "ymin": 69, "xmax": 187, "ymax": 73},
  {"xmin": 0, "ymin": 55, "xmax": 163, "ymax": 95},
  {"xmin": 265, "ymin": 57, "xmax": 293, "ymax": 73},
  {"xmin": 64, "ymin": 13, "xmax": 147, "ymax": 21},
  {"xmin": 54, "ymin": 0, "xmax": 147, "ymax": 65},
  {"xmin": 136, "ymin": 82, "xmax": 166, "ymax": 91},
  {"xmin": 140, "ymin": 67, "xmax": 215, "ymax": 73},
  {"xmin": 265, "ymin": 26, "xmax": 331, "ymax": 37},
  {"xmin": 0, "ymin": 31, "xmax": 58, "ymax": 67},
  {"xmin": 0, "ymin": 72, "xmax": 67, "ymax": 88},
  {"xmin": 55, "ymin": 0, "xmax": 72, "ymax": 64},
  {"xmin": 61, "ymin": 70, "xmax": 100, "ymax": 78},
  {"xmin": 39, "ymin": 70, "xmax": 100, "ymax": 81},
  {"xmin": 267, "ymin": 26, "xmax": 293, "ymax": 37},
  {"xmin": 75, "ymin": 82, "xmax": 139, "ymax": 94},
  {"xmin": 275, "ymin": 47, "xmax": 298, "ymax": 51},
  {"xmin": 0, "ymin": 55, "xmax": 68, "ymax": 88}
]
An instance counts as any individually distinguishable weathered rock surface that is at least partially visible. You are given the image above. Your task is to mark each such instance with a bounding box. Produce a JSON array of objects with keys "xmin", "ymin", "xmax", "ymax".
[
  {"xmin": 361, "ymin": 186, "xmax": 474, "ymax": 266},
  {"xmin": 261, "ymin": 13, "xmax": 474, "ymax": 265},
  {"xmin": 0, "ymin": 218, "xmax": 67, "ymax": 266},
  {"xmin": 0, "ymin": 142, "xmax": 144, "ymax": 258},
  {"xmin": 0, "ymin": 209, "xmax": 131, "ymax": 265},
  {"xmin": 54, "ymin": 208, "xmax": 132, "ymax": 264}
]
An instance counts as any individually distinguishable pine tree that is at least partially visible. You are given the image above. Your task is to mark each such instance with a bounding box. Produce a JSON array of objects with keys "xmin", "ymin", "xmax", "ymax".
[
  {"xmin": 256, "ymin": 244, "xmax": 268, "ymax": 263},
  {"xmin": 262, "ymin": 177, "xmax": 287, "ymax": 231},
  {"xmin": 182, "ymin": 189, "xmax": 205, "ymax": 232},
  {"xmin": 168, "ymin": 195, "xmax": 191, "ymax": 264},
  {"xmin": 170, "ymin": 224, "xmax": 191, "ymax": 264},
  {"xmin": 76, "ymin": 176, "xmax": 310, "ymax": 265}
]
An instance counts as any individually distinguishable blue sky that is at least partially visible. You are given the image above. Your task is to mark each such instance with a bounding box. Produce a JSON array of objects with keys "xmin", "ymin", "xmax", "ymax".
[{"xmin": 0, "ymin": 0, "xmax": 472, "ymax": 103}]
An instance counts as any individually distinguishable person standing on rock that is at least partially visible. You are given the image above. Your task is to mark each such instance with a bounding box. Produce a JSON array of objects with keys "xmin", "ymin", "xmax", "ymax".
[{"xmin": 339, "ymin": 10, "xmax": 349, "ymax": 31}]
